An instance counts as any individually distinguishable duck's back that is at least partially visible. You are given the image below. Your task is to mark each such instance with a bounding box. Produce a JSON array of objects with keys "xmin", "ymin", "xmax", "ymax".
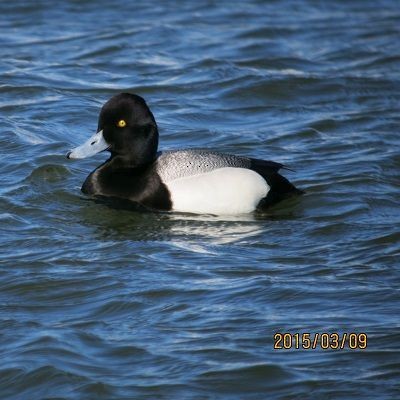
[{"xmin": 156, "ymin": 150, "xmax": 254, "ymax": 181}]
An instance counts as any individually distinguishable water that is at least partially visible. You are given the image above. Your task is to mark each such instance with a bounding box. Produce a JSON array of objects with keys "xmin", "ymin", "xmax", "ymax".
[{"xmin": 1, "ymin": 1, "xmax": 399, "ymax": 398}]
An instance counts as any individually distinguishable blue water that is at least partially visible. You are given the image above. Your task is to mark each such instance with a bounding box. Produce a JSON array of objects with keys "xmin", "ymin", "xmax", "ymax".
[{"xmin": 1, "ymin": 1, "xmax": 400, "ymax": 399}]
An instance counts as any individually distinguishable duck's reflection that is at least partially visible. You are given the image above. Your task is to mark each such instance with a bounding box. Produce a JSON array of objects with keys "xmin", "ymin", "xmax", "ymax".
[{"xmin": 77, "ymin": 195, "xmax": 301, "ymax": 250}]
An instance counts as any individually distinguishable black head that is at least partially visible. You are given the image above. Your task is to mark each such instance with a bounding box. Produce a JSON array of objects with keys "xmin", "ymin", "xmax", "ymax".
[{"xmin": 99, "ymin": 93, "xmax": 159, "ymax": 165}]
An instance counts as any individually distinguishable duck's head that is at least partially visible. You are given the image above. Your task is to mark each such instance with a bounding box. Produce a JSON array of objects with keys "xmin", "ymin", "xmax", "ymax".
[{"xmin": 67, "ymin": 93, "xmax": 159, "ymax": 165}]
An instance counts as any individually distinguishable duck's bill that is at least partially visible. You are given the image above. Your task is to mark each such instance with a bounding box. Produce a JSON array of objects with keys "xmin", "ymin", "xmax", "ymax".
[{"xmin": 67, "ymin": 130, "xmax": 110, "ymax": 159}]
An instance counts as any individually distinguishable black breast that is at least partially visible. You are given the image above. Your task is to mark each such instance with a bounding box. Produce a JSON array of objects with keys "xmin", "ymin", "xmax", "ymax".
[{"xmin": 82, "ymin": 162, "xmax": 172, "ymax": 211}]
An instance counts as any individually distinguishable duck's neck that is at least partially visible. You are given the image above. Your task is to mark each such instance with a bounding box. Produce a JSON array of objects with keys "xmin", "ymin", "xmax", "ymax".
[{"xmin": 108, "ymin": 153, "xmax": 157, "ymax": 169}]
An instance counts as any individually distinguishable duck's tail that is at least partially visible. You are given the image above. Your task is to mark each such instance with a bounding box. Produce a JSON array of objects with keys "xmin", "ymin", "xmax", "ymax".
[{"xmin": 249, "ymin": 158, "xmax": 304, "ymax": 208}]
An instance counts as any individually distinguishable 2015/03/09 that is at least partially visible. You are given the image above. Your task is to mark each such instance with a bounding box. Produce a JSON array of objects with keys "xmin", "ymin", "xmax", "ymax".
[{"xmin": 273, "ymin": 332, "xmax": 367, "ymax": 350}]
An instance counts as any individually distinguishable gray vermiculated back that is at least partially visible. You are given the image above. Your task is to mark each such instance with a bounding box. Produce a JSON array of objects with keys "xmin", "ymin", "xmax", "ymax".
[{"xmin": 155, "ymin": 150, "xmax": 251, "ymax": 182}]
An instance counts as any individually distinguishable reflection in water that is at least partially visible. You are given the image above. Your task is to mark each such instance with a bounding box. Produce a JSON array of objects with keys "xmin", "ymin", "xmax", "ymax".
[
  {"xmin": 167, "ymin": 215, "xmax": 265, "ymax": 252},
  {"xmin": 79, "ymin": 197, "xmax": 267, "ymax": 248}
]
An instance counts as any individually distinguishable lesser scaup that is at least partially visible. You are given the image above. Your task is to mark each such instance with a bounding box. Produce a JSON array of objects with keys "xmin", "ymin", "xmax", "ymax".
[{"xmin": 67, "ymin": 93, "xmax": 303, "ymax": 214}]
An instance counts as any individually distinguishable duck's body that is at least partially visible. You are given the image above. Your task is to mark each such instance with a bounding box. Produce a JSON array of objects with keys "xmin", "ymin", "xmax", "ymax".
[{"xmin": 67, "ymin": 93, "xmax": 302, "ymax": 215}]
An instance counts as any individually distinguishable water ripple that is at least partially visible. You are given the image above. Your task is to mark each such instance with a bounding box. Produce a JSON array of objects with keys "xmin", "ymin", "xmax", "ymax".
[{"xmin": 1, "ymin": 0, "xmax": 399, "ymax": 399}]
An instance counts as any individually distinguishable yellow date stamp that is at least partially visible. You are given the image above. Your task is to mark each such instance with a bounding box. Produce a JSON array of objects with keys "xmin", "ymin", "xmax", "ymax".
[{"xmin": 274, "ymin": 332, "xmax": 367, "ymax": 350}]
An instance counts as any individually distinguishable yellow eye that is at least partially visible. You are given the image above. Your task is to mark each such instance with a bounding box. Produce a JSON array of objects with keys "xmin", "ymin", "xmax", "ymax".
[{"xmin": 117, "ymin": 119, "xmax": 126, "ymax": 128}]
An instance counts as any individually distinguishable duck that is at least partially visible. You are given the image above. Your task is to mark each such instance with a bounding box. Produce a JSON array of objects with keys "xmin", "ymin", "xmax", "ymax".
[{"xmin": 67, "ymin": 93, "xmax": 303, "ymax": 215}]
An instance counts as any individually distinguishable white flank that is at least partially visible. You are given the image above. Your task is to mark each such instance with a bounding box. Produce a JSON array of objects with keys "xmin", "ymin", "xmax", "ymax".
[{"xmin": 166, "ymin": 167, "xmax": 270, "ymax": 215}]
